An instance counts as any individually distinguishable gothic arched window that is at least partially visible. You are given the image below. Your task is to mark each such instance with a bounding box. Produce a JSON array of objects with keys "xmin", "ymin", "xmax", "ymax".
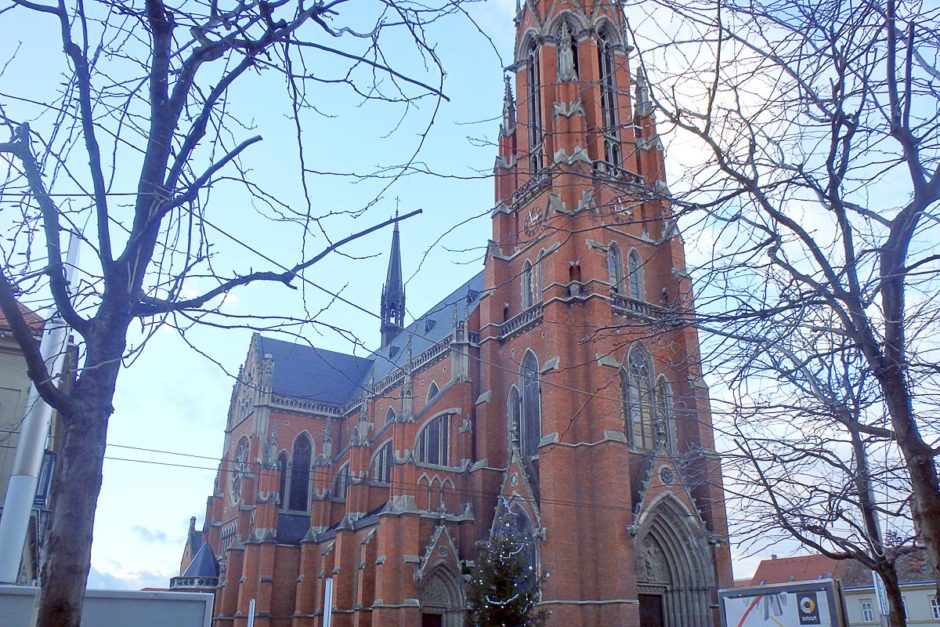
[
  {"xmin": 655, "ymin": 377, "xmax": 676, "ymax": 453},
  {"xmin": 371, "ymin": 440, "xmax": 393, "ymax": 484},
  {"xmin": 277, "ymin": 450, "xmax": 289, "ymax": 508},
  {"xmin": 607, "ymin": 242, "xmax": 625, "ymax": 293},
  {"xmin": 333, "ymin": 463, "xmax": 350, "ymax": 500},
  {"xmin": 628, "ymin": 249, "xmax": 644, "ymax": 300},
  {"xmin": 289, "ymin": 434, "xmax": 312, "ymax": 511},
  {"xmin": 623, "ymin": 346, "xmax": 655, "ymax": 450},
  {"xmin": 521, "ymin": 260, "xmax": 535, "ymax": 310},
  {"xmin": 385, "ymin": 407, "xmax": 396, "ymax": 427},
  {"xmin": 416, "ymin": 414, "xmax": 451, "ymax": 466},
  {"xmin": 536, "ymin": 249, "xmax": 545, "ymax": 301},
  {"xmin": 521, "ymin": 352, "xmax": 542, "ymax": 457},
  {"xmin": 427, "ymin": 381, "xmax": 440, "ymax": 404},
  {"xmin": 508, "ymin": 385, "xmax": 522, "ymax": 449},
  {"xmin": 597, "ymin": 30, "xmax": 621, "ymax": 166},
  {"xmin": 527, "ymin": 40, "xmax": 543, "ymax": 174}
]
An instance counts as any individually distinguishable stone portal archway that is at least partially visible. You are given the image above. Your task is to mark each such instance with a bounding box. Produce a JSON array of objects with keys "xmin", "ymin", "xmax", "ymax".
[
  {"xmin": 635, "ymin": 496, "xmax": 714, "ymax": 627},
  {"xmin": 419, "ymin": 567, "xmax": 464, "ymax": 627}
]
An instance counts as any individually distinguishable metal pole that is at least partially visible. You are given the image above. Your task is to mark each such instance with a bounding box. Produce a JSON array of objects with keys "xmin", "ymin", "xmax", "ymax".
[
  {"xmin": 323, "ymin": 577, "xmax": 334, "ymax": 627},
  {"xmin": 0, "ymin": 235, "xmax": 78, "ymax": 583}
]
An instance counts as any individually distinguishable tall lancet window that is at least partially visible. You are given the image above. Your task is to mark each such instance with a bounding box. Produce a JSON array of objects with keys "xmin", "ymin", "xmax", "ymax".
[
  {"xmin": 508, "ymin": 386, "xmax": 522, "ymax": 449},
  {"xmin": 597, "ymin": 31, "xmax": 621, "ymax": 166},
  {"xmin": 521, "ymin": 260, "xmax": 535, "ymax": 310},
  {"xmin": 655, "ymin": 377, "xmax": 676, "ymax": 453},
  {"xmin": 527, "ymin": 40, "xmax": 543, "ymax": 174},
  {"xmin": 607, "ymin": 242, "xmax": 625, "ymax": 293},
  {"xmin": 623, "ymin": 346, "xmax": 655, "ymax": 450},
  {"xmin": 628, "ymin": 249, "xmax": 644, "ymax": 300},
  {"xmin": 289, "ymin": 434, "xmax": 312, "ymax": 511},
  {"xmin": 521, "ymin": 352, "xmax": 542, "ymax": 457},
  {"xmin": 277, "ymin": 451, "xmax": 289, "ymax": 508}
]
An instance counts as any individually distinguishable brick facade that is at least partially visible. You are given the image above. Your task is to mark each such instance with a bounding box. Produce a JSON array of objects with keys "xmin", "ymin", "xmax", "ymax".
[{"xmin": 182, "ymin": 2, "xmax": 734, "ymax": 625}]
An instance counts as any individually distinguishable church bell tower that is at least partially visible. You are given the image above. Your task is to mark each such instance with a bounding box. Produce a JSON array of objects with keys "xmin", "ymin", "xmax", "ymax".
[{"xmin": 474, "ymin": 1, "xmax": 734, "ymax": 625}]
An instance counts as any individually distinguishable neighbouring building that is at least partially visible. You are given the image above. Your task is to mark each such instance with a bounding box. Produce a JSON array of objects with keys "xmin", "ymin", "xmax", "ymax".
[
  {"xmin": 179, "ymin": 1, "xmax": 734, "ymax": 625},
  {"xmin": 0, "ymin": 301, "xmax": 57, "ymax": 584},
  {"xmin": 750, "ymin": 553, "xmax": 940, "ymax": 626}
]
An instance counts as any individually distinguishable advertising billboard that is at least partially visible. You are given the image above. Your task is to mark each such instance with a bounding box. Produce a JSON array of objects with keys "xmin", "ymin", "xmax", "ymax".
[{"xmin": 720, "ymin": 579, "xmax": 846, "ymax": 627}]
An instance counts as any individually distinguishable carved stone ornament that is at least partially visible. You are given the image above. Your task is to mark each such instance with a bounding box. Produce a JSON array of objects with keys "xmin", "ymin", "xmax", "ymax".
[
  {"xmin": 659, "ymin": 465, "xmax": 675, "ymax": 486},
  {"xmin": 557, "ymin": 23, "xmax": 577, "ymax": 82},
  {"xmin": 637, "ymin": 539, "xmax": 667, "ymax": 583}
]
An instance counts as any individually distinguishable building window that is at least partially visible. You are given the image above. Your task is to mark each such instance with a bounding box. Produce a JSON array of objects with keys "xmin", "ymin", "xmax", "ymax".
[
  {"xmin": 508, "ymin": 385, "xmax": 522, "ymax": 450},
  {"xmin": 931, "ymin": 597, "xmax": 940, "ymax": 620},
  {"xmin": 628, "ymin": 249, "xmax": 644, "ymax": 300},
  {"xmin": 427, "ymin": 381, "xmax": 440, "ymax": 403},
  {"xmin": 521, "ymin": 352, "xmax": 542, "ymax": 457},
  {"xmin": 607, "ymin": 242, "xmax": 625, "ymax": 293},
  {"xmin": 623, "ymin": 345, "xmax": 655, "ymax": 449},
  {"xmin": 521, "ymin": 260, "xmax": 535, "ymax": 309},
  {"xmin": 597, "ymin": 30, "xmax": 621, "ymax": 166},
  {"xmin": 288, "ymin": 434, "xmax": 312, "ymax": 511},
  {"xmin": 654, "ymin": 377, "xmax": 675, "ymax": 452},
  {"xmin": 861, "ymin": 600, "xmax": 873, "ymax": 623},
  {"xmin": 536, "ymin": 249, "xmax": 545, "ymax": 301},
  {"xmin": 277, "ymin": 451, "xmax": 289, "ymax": 507},
  {"xmin": 416, "ymin": 414, "xmax": 451, "ymax": 466},
  {"xmin": 527, "ymin": 40, "xmax": 543, "ymax": 174},
  {"xmin": 371, "ymin": 441, "xmax": 393, "ymax": 485},
  {"xmin": 385, "ymin": 407, "xmax": 396, "ymax": 426},
  {"xmin": 333, "ymin": 463, "xmax": 350, "ymax": 500}
]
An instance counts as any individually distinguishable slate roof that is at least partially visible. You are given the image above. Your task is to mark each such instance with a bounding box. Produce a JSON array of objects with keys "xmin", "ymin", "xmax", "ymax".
[
  {"xmin": 181, "ymin": 542, "xmax": 219, "ymax": 578},
  {"xmin": 258, "ymin": 336, "xmax": 374, "ymax": 405},
  {"xmin": 258, "ymin": 270, "xmax": 484, "ymax": 406},
  {"xmin": 369, "ymin": 270, "xmax": 484, "ymax": 383}
]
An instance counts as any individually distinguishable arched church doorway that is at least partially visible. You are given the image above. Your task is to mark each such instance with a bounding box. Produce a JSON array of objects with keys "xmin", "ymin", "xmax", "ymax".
[
  {"xmin": 635, "ymin": 496, "xmax": 714, "ymax": 627},
  {"xmin": 419, "ymin": 567, "xmax": 464, "ymax": 627}
]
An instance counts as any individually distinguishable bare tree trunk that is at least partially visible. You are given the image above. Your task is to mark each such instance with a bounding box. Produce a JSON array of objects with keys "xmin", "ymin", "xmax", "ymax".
[{"xmin": 36, "ymin": 325, "xmax": 125, "ymax": 627}]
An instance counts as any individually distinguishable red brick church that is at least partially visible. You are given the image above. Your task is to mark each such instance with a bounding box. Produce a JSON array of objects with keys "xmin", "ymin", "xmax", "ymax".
[{"xmin": 178, "ymin": 1, "xmax": 733, "ymax": 624}]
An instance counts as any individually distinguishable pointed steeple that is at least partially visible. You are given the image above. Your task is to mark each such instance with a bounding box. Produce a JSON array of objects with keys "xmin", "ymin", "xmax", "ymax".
[
  {"xmin": 501, "ymin": 74, "xmax": 516, "ymax": 137},
  {"xmin": 380, "ymin": 215, "xmax": 405, "ymax": 347}
]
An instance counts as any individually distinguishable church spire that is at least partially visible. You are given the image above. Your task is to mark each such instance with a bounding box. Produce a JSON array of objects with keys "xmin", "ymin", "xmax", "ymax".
[
  {"xmin": 380, "ymin": 214, "xmax": 405, "ymax": 347},
  {"xmin": 501, "ymin": 74, "xmax": 516, "ymax": 137}
]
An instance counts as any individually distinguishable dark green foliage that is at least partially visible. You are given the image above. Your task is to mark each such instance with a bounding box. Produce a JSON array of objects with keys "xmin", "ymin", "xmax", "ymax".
[{"xmin": 466, "ymin": 502, "xmax": 549, "ymax": 627}]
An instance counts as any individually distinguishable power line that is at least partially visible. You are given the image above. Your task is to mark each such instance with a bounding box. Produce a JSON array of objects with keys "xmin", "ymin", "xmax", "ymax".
[{"xmin": 0, "ymin": 442, "xmax": 684, "ymax": 515}]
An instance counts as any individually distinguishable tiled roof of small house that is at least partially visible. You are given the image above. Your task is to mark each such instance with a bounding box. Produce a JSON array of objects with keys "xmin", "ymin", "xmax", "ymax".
[
  {"xmin": 750, "ymin": 550, "xmax": 933, "ymax": 587},
  {"xmin": 750, "ymin": 554, "xmax": 845, "ymax": 585},
  {"xmin": 0, "ymin": 301, "xmax": 44, "ymax": 334}
]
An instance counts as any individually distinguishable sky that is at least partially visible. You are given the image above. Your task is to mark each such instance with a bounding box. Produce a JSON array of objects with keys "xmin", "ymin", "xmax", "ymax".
[{"xmin": 0, "ymin": 0, "xmax": 780, "ymax": 590}]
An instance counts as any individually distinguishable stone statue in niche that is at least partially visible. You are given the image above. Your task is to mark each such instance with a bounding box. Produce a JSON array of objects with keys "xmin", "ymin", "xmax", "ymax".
[{"xmin": 558, "ymin": 22, "xmax": 577, "ymax": 82}]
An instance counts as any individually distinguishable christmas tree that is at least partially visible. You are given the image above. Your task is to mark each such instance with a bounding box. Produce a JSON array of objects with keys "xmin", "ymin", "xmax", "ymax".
[{"xmin": 466, "ymin": 500, "xmax": 550, "ymax": 627}]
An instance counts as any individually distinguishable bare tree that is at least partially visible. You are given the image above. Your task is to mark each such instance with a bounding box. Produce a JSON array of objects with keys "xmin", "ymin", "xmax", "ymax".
[
  {"xmin": 0, "ymin": 0, "xmax": 478, "ymax": 624},
  {"xmin": 625, "ymin": 0, "xmax": 940, "ymax": 608},
  {"xmin": 715, "ymin": 320, "xmax": 914, "ymax": 626}
]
